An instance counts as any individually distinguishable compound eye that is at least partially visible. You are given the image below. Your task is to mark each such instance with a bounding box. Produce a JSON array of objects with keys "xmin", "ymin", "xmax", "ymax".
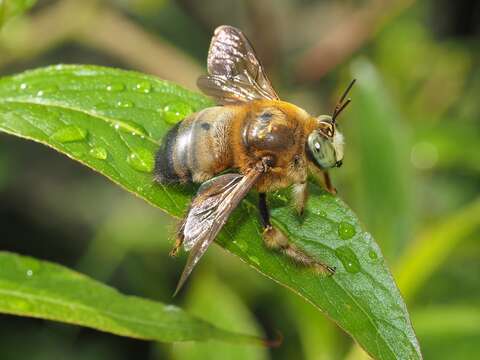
[{"xmin": 308, "ymin": 132, "xmax": 336, "ymax": 169}]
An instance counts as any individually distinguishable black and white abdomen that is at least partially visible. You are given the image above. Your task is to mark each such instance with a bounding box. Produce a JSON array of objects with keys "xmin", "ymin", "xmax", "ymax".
[{"xmin": 154, "ymin": 106, "xmax": 235, "ymax": 184}]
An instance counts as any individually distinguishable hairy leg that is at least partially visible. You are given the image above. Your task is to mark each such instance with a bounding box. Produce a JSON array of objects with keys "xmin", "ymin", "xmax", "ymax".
[
  {"xmin": 322, "ymin": 171, "xmax": 337, "ymax": 195},
  {"xmin": 258, "ymin": 193, "xmax": 335, "ymax": 274},
  {"xmin": 308, "ymin": 161, "xmax": 337, "ymax": 194},
  {"xmin": 291, "ymin": 181, "xmax": 308, "ymax": 215}
]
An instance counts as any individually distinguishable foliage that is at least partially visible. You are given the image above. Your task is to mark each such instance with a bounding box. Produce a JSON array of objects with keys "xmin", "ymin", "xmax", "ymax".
[
  {"xmin": 0, "ymin": 251, "xmax": 261, "ymax": 344},
  {"xmin": 0, "ymin": 0, "xmax": 36, "ymax": 27},
  {"xmin": 0, "ymin": 65, "xmax": 421, "ymax": 359}
]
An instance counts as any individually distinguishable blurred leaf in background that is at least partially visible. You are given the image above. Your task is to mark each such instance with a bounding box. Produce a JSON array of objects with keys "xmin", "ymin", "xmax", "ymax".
[
  {"xmin": 0, "ymin": 0, "xmax": 479, "ymax": 359},
  {"xmin": 0, "ymin": 0, "xmax": 36, "ymax": 27}
]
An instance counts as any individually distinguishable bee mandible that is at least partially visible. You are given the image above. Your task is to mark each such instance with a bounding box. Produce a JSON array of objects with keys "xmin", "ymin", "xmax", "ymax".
[{"xmin": 154, "ymin": 25, "xmax": 355, "ymax": 295}]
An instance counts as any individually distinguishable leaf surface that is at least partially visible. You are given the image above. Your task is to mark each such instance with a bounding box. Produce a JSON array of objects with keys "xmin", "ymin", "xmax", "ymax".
[
  {"xmin": 0, "ymin": 65, "xmax": 422, "ymax": 359},
  {"xmin": 0, "ymin": 251, "xmax": 260, "ymax": 344}
]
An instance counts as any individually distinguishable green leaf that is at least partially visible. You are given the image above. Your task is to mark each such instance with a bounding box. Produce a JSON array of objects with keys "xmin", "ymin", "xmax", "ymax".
[
  {"xmin": 395, "ymin": 197, "xmax": 480, "ymax": 301},
  {"xmin": 0, "ymin": 65, "xmax": 421, "ymax": 359},
  {"xmin": 0, "ymin": 0, "xmax": 36, "ymax": 27},
  {"xmin": 0, "ymin": 251, "xmax": 261, "ymax": 344},
  {"xmin": 171, "ymin": 272, "xmax": 268, "ymax": 360},
  {"xmin": 347, "ymin": 59, "xmax": 414, "ymax": 259}
]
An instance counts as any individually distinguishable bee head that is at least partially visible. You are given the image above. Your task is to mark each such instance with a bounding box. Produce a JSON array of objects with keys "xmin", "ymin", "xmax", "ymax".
[
  {"xmin": 306, "ymin": 79, "xmax": 355, "ymax": 170},
  {"xmin": 307, "ymin": 116, "xmax": 344, "ymax": 169}
]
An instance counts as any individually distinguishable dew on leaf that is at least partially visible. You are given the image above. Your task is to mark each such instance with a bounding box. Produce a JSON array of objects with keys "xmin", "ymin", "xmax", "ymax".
[
  {"xmin": 36, "ymin": 84, "xmax": 58, "ymax": 97},
  {"xmin": 369, "ymin": 250, "xmax": 378, "ymax": 261},
  {"xmin": 19, "ymin": 83, "xmax": 28, "ymax": 90},
  {"xmin": 249, "ymin": 256, "xmax": 260, "ymax": 266},
  {"xmin": 335, "ymin": 246, "xmax": 361, "ymax": 274},
  {"xmin": 313, "ymin": 209, "xmax": 328, "ymax": 218},
  {"xmin": 106, "ymin": 83, "xmax": 125, "ymax": 92},
  {"xmin": 26, "ymin": 269, "xmax": 33, "ymax": 277},
  {"xmin": 338, "ymin": 221, "xmax": 356, "ymax": 240},
  {"xmin": 116, "ymin": 100, "xmax": 134, "ymax": 108},
  {"xmin": 236, "ymin": 240, "xmax": 248, "ymax": 252},
  {"xmin": 111, "ymin": 120, "xmax": 148, "ymax": 137},
  {"xmin": 127, "ymin": 147, "xmax": 154, "ymax": 173},
  {"xmin": 163, "ymin": 103, "xmax": 193, "ymax": 124},
  {"xmin": 135, "ymin": 81, "xmax": 152, "ymax": 93},
  {"xmin": 51, "ymin": 126, "xmax": 88, "ymax": 143},
  {"xmin": 89, "ymin": 147, "xmax": 108, "ymax": 160}
]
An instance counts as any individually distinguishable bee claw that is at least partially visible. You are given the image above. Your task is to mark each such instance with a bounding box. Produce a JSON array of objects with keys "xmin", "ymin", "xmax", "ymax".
[
  {"xmin": 314, "ymin": 263, "xmax": 336, "ymax": 275},
  {"xmin": 327, "ymin": 187, "xmax": 337, "ymax": 195}
]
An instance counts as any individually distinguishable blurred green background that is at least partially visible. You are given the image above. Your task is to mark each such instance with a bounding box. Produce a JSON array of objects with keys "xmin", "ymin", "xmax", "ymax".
[{"xmin": 1, "ymin": 0, "xmax": 479, "ymax": 359}]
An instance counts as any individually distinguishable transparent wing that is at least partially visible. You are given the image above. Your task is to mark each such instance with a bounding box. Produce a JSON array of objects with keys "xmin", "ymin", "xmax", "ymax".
[
  {"xmin": 174, "ymin": 169, "xmax": 263, "ymax": 295},
  {"xmin": 197, "ymin": 25, "xmax": 279, "ymax": 104}
]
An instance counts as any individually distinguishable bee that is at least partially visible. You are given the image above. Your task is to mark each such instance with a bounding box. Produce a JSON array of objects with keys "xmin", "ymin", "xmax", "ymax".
[{"xmin": 154, "ymin": 25, "xmax": 354, "ymax": 295}]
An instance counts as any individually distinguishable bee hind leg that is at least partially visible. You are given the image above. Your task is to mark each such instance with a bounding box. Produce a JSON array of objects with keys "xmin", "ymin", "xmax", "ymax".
[{"xmin": 258, "ymin": 193, "xmax": 335, "ymax": 274}]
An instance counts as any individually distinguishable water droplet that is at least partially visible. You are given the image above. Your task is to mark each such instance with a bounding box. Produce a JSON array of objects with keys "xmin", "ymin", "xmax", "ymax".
[
  {"xmin": 36, "ymin": 84, "xmax": 58, "ymax": 97},
  {"xmin": 89, "ymin": 147, "xmax": 108, "ymax": 160},
  {"xmin": 111, "ymin": 120, "xmax": 148, "ymax": 137},
  {"xmin": 116, "ymin": 100, "xmax": 134, "ymax": 108},
  {"xmin": 19, "ymin": 83, "xmax": 28, "ymax": 90},
  {"xmin": 163, "ymin": 103, "xmax": 193, "ymax": 124},
  {"xmin": 106, "ymin": 83, "xmax": 125, "ymax": 92},
  {"xmin": 335, "ymin": 246, "xmax": 361, "ymax": 274},
  {"xmin": 274, "ymin": 193, "xmax": 288, "ymax": 203},
  {"xmin": 26, "ymin": 269, "xmax": 33, "ymax": 277},
  {"xmin": 51, "ymin": 126, "xmax": 88, "ymax": 143},
  {"xmin": 369, "ymin": 250, "xmax": 378, "ymax": 261},
  {"xmin": 315, "ymin": 210, "xmax": 328, "ymax": 218},
  {"xmin": 127, "ymin": 147, "xmax": 154, "ymax": 173},
  {"xmin": 249, "ymin": 256, "xmax": 260, "ymax": 266},
  {"xmin": 338, "ymin": 221, "xmax": 356, "ymax": 240},
  {"xmin": 134, "ymin": 81, "xmax": 152, "ymax": 93},
  {"xmin": 164, "ymin": 304, "xmax": 180, "ymax": 312},
  {"xmin": 236, "ymin": 241, "xmax": 248, "ymax": 252}
]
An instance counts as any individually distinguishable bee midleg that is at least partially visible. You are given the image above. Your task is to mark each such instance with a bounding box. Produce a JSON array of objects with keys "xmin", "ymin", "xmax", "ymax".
[
  {"xmin": 259, "ymin": 193, "xmax": 335, "ymax": 274},
  {"xmin": 291, "ymin": 181, "xmax": 308, "ymax": 215}
]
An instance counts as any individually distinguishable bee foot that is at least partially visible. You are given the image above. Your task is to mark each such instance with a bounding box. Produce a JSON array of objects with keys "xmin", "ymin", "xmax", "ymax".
[
  {"xmin": 262, "ymin": 226, "xmax": 335, "ymax": 276},
  {"xmin": 326, "ymin": 187, "xmax": 337, "ymax": 195},
  {"xmin": 313, "ymin": 263, "xmax": 336, "ymax": 276}
]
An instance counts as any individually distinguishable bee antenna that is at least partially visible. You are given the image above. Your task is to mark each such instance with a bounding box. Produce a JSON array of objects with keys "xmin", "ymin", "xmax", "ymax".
[{"xmin": 332, "ymin": 79, "xmax": 356, "ymax": 124}]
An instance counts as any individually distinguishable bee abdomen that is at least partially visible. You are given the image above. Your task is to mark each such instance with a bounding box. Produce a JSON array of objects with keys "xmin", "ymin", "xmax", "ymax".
[
  {"xmin": 154, "ymin": 121, "xmax": 188, "ymax": 183},
  {"xmin": 154, "ymin": 107, "xmax": 234, "ymax": 184}
]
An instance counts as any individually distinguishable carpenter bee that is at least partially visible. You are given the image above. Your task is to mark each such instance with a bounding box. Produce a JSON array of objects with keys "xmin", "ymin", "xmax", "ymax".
[{"xmin": 154, "ymin": 25, "xmax": 354, "ymax": 294}]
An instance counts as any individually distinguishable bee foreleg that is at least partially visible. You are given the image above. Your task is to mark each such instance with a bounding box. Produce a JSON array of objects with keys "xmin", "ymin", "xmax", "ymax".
[
  {"xmin": 292, "ymin": 181, "xmax": 308, "ymax": 215},
  {"xmin": 169, "ymin": 237, "xmax": 183, "ymax": 257},
  {"xmin": 258, "ymin": 192, "xmax": 335, "ymax": 275},
  {"xmin": 322, "ymin": 171, "xmax": 337, "ymax": 195},
  {"xmin": 170, "ymin": 220, "xmax": 186, "ymax": 257}
]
